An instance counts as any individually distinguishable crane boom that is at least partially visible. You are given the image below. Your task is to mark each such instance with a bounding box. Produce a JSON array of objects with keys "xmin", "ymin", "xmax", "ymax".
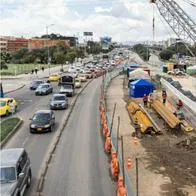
[{"xmin": 153, "ymin": 0, "xmax": 196, "ymax": 44}]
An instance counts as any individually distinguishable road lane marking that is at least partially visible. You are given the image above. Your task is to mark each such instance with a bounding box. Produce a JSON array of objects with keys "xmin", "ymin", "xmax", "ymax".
[{"xmin": 22, "ymin": 136, "xmax": 30, "ymax": 147}]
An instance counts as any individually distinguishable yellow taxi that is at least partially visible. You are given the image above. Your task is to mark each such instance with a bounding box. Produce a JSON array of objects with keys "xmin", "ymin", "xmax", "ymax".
[
  {"xmin": 0, "ymin": 98, "xmax": 17, "ymax": 116},
  {"xmin": 74, "ymin": 78, "xmax": 81, "ymax": 88},
  {"xmin": 77, "ymin": 74, "xmax": 87, "ymax": 82},
  {"xmin": 48, "ymin": 74, "xmax": 60, "ymax": 82}
]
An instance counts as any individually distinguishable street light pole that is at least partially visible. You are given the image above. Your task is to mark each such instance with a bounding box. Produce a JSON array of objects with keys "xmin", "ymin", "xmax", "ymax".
[{"xmin": 46, "ymin": 24, "xmax": 54, "ymax": 76}]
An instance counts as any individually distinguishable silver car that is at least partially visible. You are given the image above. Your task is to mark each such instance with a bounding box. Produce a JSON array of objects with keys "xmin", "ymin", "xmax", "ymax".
[
  {"xmin": 0, "ymin": 148, "xmax": 32, "ymax": 196},
  {"xmin": 50, "ymin": 94, "xmax": 68, "ymax": 110}
]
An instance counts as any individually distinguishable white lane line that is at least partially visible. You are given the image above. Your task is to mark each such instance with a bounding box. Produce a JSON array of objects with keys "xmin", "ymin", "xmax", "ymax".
[{"xmin": 22, "ymin": 136, "xmax": 30, "ymax": 147}]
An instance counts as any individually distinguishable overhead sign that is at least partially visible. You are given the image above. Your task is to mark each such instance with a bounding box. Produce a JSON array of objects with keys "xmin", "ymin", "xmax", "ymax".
[
  {"xmin": 100, "ymin": 36, "xmax": 112, "ymax": 50},
  {"xmin": 83, "ymin": 32, "xmax": 93, "ymax": 36}
]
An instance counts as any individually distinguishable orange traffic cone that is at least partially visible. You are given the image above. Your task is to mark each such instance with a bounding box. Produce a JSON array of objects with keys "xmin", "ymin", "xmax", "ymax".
[
  {"xmin": 133, "ymin": 137, "xmax": 140, "ymax": 145},
  {"xmin": 105, "ymin": 133, "xmax": 112, "ymax": 154},
  {"xmin": 127, "ymin": 158, "xmax": 132, "ymax": 170},
  {"xmin": 117, "ymin": 177, "xmax": 127, "ymax": 196},
  {"xmin": 110, "ymin": 152, "xmax": 119, "ymax": 180}
]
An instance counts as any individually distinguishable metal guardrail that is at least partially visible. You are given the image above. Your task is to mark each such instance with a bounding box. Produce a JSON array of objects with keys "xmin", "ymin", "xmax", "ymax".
[
  {"xmin": 103, "ymin": 66, "xmax": 135, "ymax": 196},
  {"xmin": 160, "ymin": 78, "xmax": 196, "ymax": 114}
]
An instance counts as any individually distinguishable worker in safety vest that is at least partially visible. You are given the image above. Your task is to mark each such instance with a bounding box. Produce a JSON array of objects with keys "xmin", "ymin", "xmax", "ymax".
[
  {"xmin": 105, "ymin": 133, "xmax": 112, "ymax": 154},
  {"xmin": 110, "ymin": 152, "xmax": 119, "ymax": 180},
  {"xmin": 117, "ymin": 176, "xmax": 127, "ymax": 196},
  {"xmin": 162, "ymin": 90, "xmax": 167, "ymax": 104},
  {"xmin": 143, "ymin": 94, "xmax": 148, "ymax": 107}
]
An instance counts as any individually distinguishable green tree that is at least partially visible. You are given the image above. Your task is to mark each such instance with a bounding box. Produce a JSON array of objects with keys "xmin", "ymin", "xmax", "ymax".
[
  {"xmin": 53, "ymin": 51, "xmax": 66, "ymax": 64},
  {"xmin": 159, "ymin": 49, "xmax": 174, "ymax": 60},
  {"xmin": 65, "ymin": 51, "xmax": 77, "ymax": 63}
]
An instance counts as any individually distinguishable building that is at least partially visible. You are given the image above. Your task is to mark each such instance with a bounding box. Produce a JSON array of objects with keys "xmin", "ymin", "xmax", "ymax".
[
  {"xmin": 28, "ymin": 39, "xmax": 70, "ymax": 51},
  {"xmin": 6, "ymin": 38, "xmax": 28, "ymax": 53},
  {"xmin": 0, "ymin": 39, "xmax": 7, "ymax": 53}
]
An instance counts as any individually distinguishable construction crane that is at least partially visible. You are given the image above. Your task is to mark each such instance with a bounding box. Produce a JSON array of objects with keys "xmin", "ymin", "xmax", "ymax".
[{"xmin": 151, "ymin": 0, "xmax": 196, "ymax": 56}]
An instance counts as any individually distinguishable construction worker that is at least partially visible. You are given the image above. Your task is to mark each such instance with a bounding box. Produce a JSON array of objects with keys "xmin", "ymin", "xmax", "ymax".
[
  {"xmin": 162, "ymin": 89, "xmax": 167, "ymax": 104},
  {"xmin": 177, "ymin": 99, "xmax": 183, "ymax": 110},
  {"xmin": 105, "ymin": 133, "xmax": 112, "ymax": 154},
  {"xmin": 148, "ymin": 93, "xmax": 153, "ymax": 108},
  {"xmin": 143, "ymin": 94, "xmax": 148, "ymax": 107},
  {"xmin": 110, "ymin": 152, "xmax": 119, "ymax": 180}
]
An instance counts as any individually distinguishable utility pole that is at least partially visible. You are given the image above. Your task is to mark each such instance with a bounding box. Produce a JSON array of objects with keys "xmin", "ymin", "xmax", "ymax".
[{"xmin": 46, "ymin": 24, "xmax": 54, "ymax": 76}]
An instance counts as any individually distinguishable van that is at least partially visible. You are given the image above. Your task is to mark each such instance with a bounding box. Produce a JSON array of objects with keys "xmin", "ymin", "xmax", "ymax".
[{"xmin": 0, "ymin": 148, "xmax": 32, "ymax": 196}]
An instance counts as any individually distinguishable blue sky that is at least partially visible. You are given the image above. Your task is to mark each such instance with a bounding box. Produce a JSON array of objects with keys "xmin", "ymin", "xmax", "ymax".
[{"xmin": 0, "ymin": 0, "xmax": 195, "ymax": 42}]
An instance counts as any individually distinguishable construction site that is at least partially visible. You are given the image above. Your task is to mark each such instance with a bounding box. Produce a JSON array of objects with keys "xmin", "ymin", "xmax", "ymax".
[{"xmin": 105, "ymin": 61, "xmax": 196, "ymax": 195}]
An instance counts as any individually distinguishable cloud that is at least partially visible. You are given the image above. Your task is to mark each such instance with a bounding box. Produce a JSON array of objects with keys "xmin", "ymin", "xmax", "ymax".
[{"xmin": 0, "ymin": 0, "xmax": 195, "ymax": 43}]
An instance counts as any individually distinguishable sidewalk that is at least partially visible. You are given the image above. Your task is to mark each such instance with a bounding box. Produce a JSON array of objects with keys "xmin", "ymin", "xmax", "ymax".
[
  {"xmin": 1, "ymin": 65, "xmax": 68, "ymax": 94},
  {"xmin": 106, "ymin": 75, "xmax": 173, "ymax": 196}
]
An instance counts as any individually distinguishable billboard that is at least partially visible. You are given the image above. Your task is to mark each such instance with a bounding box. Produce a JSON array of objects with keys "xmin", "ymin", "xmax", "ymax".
[
  {"xmin": 83, "ymin": 32, "xmax": 93, "ymax": 36},
  {"xmin": 100, "ymin": 36, "xmax": 112, "ymax": 50}
]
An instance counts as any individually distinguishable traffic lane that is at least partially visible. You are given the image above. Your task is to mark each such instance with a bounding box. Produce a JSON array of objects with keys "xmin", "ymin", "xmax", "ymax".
[
  {"xmin": 3, "ymin": 83, "xmax": 86, "ymax": 196},
  {"xmin": 1, "ymin": 82, "xmax": 60, "ymax": 120},
  {"xmin": 43, "ymin": 78, "xmax": 116, "ymax": 196}
]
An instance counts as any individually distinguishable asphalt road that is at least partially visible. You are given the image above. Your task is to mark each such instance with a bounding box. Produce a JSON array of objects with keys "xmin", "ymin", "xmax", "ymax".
[
  {"xmin": 3, "ymin": 81, "xmax": 84, "ymax": 196},
  {"xmin": 43, "ymin": 78, "xmax": 116, "ymax": 196}
]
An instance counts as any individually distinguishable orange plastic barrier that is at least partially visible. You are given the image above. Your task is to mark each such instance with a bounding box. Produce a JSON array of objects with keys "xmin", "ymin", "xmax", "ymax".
[
  {"xmin": 103, "ymin": 122, "xmax": 109, "ymax": 137},
  {"xmin": 104, "ymin": 134, "xmax": 112, "ymax": 153},
  {"xmin": 110, "ymin": 152, "xmax": 119, "ymax": 180},
  {"xmin": 117, "ymin": 177, "xmax": 127, "ymax": 196}
]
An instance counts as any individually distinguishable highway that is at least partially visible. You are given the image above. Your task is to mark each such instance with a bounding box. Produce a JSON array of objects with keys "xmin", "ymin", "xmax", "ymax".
[
  {"xmin": 3, "ymin": 81, "xmax": 83, "ymax": 195},
  {"xmin": 43, "ymin": 78, "xmax": 116, "ymax": 196}
]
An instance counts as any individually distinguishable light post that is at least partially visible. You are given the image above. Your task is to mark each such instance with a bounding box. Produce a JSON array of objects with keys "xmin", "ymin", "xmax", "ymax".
[{"xmin": 46, "ymin": 24, "xmax": 54, "ymax": 76}]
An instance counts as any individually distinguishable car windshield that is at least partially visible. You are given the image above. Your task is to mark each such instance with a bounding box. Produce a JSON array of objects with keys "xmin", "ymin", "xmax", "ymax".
[
  {"xmin": 37, "ymin": 85, "xmax": 48, "ymax": 89},
  {"xmin": 53, "ymin": 96, "xmax": 65, "ymax": 101},
  {"xmin": 32, "ymin": 113, "xmax": 51, "ymax": 123},
  {"xmin": 0, "ymin": 101, "xmax": 6, "ymax": 107},
  {"xmin": 75, "ymin": 79, "xmax": 80, "ymax": 82},
  {"xmin": 62, "ymin": 85, "xmax": 72, "ymax": 89},
  {"xmin": 32, "ymin": 81, "xmax": 42, "ymax": 85},
  {"xmin": 0, "ymin": 167, "xmax": 16, "ymax": 183}
]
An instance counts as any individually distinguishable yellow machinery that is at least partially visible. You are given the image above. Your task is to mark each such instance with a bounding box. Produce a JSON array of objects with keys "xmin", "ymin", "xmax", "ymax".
[
  {"xmin": 127, "ymin": 102, "xmax": 155, "ymax": 134},
  {"xmin": 152, "ymin": 100, "xmax": 182, "ymax": 129}
]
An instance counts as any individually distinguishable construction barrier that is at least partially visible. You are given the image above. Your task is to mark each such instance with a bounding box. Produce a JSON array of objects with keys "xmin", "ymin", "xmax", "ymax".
[{"xmin": 100, "ymin": 65, "xmax": 134, "ymax": 196}]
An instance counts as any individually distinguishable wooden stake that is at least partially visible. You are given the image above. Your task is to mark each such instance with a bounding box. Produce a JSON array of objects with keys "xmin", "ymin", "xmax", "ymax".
[
  {"xmin": 136, "ymin": 157, "xmax": 139, "ymax": 196},
  {"xmin": 110, "ymin": 103, "xmax": 117, "ymax": 135},
  {"xmin": 117, "ymin": 116, "xmax": 120, "ymax": 153},
  {"xmin": 121, "ymin": 136, "xmax": 125, "ymax": 186}
]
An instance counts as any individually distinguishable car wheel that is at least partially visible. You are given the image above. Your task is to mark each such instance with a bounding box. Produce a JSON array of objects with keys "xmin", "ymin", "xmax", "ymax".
[
  {"xmin": 27, "ymin": 169, "xmax": 32, "ymax": 188},
  {"xmin": 6, "ymin": 110, "xmax": 9, "ymax": 116}
]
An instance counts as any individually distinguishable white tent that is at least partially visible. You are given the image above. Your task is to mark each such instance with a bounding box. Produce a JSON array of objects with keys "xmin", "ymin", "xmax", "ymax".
[{"xmin": 129, "ymin": 68, "xmax": 151, "ymax": 81}]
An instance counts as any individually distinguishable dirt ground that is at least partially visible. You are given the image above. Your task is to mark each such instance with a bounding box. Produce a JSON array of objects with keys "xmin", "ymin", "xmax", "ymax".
[{"xmin": 106, "ymin": 75, "xmax": 196, "ymax": 196}]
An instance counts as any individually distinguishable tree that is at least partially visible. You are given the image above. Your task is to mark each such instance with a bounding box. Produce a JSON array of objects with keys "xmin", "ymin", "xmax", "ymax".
[
  {"xmin": 53, "ymin": 51, "xmax": 66, "ymax": 64},
  {"xmin": 159, "ymin": 49, "xmax": 174, "ymax": 60},
  {"xmin": 65, "ymin": 51, "xmax": 77, "ymax": 63}
]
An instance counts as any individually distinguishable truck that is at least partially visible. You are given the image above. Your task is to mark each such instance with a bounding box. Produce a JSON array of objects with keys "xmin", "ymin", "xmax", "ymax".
[{"xmin": 58, "ymin": 75, "xmax": 75, "ymax": 97}]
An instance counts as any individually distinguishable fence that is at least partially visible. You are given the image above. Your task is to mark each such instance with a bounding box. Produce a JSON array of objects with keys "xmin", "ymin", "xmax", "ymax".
[
  {"xmin": 103, "ymin": 65, "xmax": 135, "ymax": 196},
  {"xmin": 160, "ymin": 78, "xmax": 196, "ymax": 114}
]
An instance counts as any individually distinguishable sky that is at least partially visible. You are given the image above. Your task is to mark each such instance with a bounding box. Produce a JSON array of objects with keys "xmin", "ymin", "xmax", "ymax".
[{"xmin": 0, "ymin": 0, "xmax": 195, "ymax": 43}]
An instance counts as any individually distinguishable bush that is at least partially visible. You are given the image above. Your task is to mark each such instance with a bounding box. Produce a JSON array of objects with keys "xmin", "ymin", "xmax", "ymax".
[{"xmin": 0, "ymin": 71, "xmax": 14, "ymax": 76}]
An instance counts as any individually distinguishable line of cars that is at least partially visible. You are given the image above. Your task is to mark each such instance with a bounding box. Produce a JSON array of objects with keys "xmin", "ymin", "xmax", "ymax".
[{"xmin": 0, "ymin": 53, "xmax": 121, "ymax": 196}]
